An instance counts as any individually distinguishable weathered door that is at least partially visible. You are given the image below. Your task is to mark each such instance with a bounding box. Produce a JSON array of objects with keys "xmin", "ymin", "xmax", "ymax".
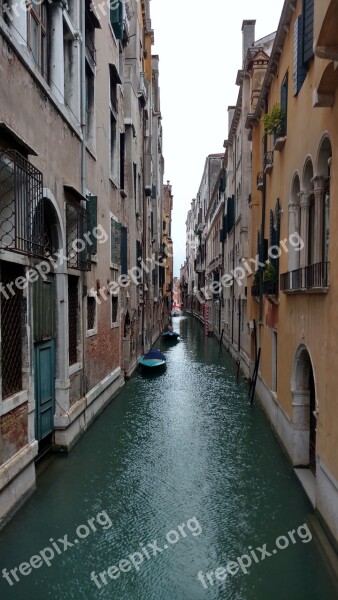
[
  {"xmin": 34, "ymin": 339, "xmax": 55, "ymax": 441},
  {"xmin": 33, "ymin": 274, "xmax": 56, "ymax": 442}
]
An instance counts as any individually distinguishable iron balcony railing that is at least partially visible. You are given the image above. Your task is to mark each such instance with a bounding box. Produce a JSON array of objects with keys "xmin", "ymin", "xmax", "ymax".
[
  {"xmin": 280, "ymin": 262, "xmax": 329, "ymax": 292},
  {"xmin": 0, "ymin": 149, "xmax": 44, "ymax": 257}
]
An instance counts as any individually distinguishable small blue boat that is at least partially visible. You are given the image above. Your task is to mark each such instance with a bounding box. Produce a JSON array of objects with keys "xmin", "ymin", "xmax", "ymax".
[
  {"xmin": 161, "ymin": 331, "xmax": 180, "ymax": 342},
  {"xmin": 139, "ymin": 349, "xmax": 167, "ymax": 370}
]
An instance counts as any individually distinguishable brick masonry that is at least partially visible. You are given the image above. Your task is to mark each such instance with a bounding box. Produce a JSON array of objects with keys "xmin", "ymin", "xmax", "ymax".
[{"xmin": 0, "ymin": 405, "xmax": 28, "ymax": 464}]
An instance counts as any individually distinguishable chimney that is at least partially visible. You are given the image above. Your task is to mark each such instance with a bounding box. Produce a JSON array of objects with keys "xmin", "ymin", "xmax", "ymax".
[{"xmin": 242, "ymin": 20, "xmax": 256, "ymax": 65}]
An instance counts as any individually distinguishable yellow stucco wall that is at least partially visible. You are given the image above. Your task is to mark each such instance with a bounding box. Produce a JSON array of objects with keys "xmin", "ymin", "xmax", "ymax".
[{"xmin": 248, "ymin": 0, "xmax": 338, "ymax": 480}]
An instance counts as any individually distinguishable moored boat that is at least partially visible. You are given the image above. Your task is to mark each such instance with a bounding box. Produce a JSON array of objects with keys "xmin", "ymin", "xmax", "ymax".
[
  {"xmin": 161, "ymin": 330, "xmax": 180, "ymax": 342},
  {"xmin": 139, "ymin": 349, "xmax": 167, "ymax": 370}
]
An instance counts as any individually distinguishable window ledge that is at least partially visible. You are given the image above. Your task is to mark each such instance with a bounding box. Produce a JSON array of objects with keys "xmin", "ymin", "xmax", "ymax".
[
  {"xmin": 86, "ymin": 328, "xmax": 97, "ymax": 338},
  {"xmin": 111, "ymin": 322, "xmax": 119, "ymax": 329},
  {"xmin": 91, "ymin": 254, "xmax": 98, "ymax": 263},
  {"xmin": 109, "ymin": 177, "xmax": 119, "ymax": 189},
  {"xmin": 283, "ymin": 287, "xmax": 329, "ymax": 295},
  {"xmin": 264, "ymin": 164, "xmax": 273, "ymax": 175},
  {"xmin": 273, "ymin": 136, "xmax": 286, "ymax": 151},
  {"xmin": 0, "ymin": 390, "xmax": 28, "ymax": 416},
  {"xmin": 69, "ymin": 362, "xmax": 83, "ymax": 376}
]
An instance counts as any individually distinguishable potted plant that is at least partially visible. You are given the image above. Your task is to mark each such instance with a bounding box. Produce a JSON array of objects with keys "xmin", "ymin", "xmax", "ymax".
[
  {"xmin": 261, "ymin": 104, "xmax": 285, "ymax": 138},
  {"xmin": 263, "ymin": 262, "xmax": 277, "ymax": 295}
]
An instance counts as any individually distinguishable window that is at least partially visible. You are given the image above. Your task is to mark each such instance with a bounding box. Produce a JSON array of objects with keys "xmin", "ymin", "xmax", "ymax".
[
  {"xmin": 293, "ymin": 15, "xmax": 307, "ymax": 96},
  {"xmin": 111, "ymin": 216, "xmax": 121, "ymax": 267},
  {"xmin": 1, "ymin": 262, "xmax": 23, "ymax": 399},
  {"xmin": 110, "ymin": 0, "xmax": 124, "ymax": 40},
  {"xmin": 109, "ymin": 65, "xmax": 121, "ymax": 182},
  {"xmin": 86, "ymin": 195, "xmax": 98, "ymax": 254},
  {"xmin": 87, "ymin": 296, "xmax": 96, "ymax": 332},
  {"xmin": 120, "ymin": 132, "xmax": 125, "ymax": 190},
  {"xmin": 120, "ymin": 225, "xmax": 128, "ymax": 276},
  {"xmin": 66, "ymin": 202, "xmax": 91, "ymax": 271},
  {"xmin": 111, "ymin": 295, "xmax": 119, "ymax": 326},
  {"xmin": 85, "ymin": 63, "xmax": 95, "ymax": 145},
  {"xmin": 133, "ymin": 163, "xmax": 137, "ymax": 210},
  {"xmin": 68, "ymin": 275, "xmax": 79, "ymax": 366},
  {"xmin": 308, "ymin": 194, "xmax": 315, "ymax": 265},
  {"xmin": 280, "ymin": 73, "xmax": 288, "ymax": 136},
  {"xmin": 110, "ymin": 215, "xmax": 127, "ymax": 274},
  {"xmin": 28, "ymin": 1, "xmax": 48, "ymax": 78},
  {"xmin": 303, "ymin": 0, "xmax": 314, "ymax": 64}
]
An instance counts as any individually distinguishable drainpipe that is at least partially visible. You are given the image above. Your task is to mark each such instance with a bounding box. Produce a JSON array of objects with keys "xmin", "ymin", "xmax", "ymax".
[{"xmin": 80, "ymin": 2, "xmax": 87, "ymax": 394}]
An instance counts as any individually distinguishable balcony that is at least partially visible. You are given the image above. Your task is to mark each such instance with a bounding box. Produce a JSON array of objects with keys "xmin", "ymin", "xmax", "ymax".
[
  {"xmin": 0, "ymin": 149, "xmax": 44, "ymax": 257},
  {"xmin": 273, "ymin": 127, "xmax": 287, "ymax": 151},
  {"xmin": 280, "ymin": 262, "xmax": 329, "ymax": 293},
  {"xmin": 257, "ymin": 172, "xmax": 263, "ymax": 190},
  {"xmin": 264, "ymin": 151, "xmax": 274, "ymax": 174}
]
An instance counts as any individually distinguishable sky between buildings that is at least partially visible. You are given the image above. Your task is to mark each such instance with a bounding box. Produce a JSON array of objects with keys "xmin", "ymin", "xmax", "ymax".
[{"xmin": 151, "ymin": 0, "xmax": 285, "ymax": 276}]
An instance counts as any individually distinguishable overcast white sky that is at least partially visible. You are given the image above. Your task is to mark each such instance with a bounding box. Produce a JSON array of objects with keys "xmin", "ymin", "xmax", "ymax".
[{"xmin": 150, "ymin": 0, "xmax": 285, "ymax": 275}]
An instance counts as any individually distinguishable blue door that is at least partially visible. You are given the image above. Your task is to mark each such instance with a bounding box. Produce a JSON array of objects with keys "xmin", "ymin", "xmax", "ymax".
[
  {"xmin": 34, "ymin": 339, "xmax": 55, "ymax": 441},
  {"xmin": 33, "ymin": 273, "xmax": 56, "ymax": 443}
]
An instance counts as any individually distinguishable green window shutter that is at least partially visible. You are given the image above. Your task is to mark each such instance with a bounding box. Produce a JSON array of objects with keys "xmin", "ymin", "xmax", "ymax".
[
  {"xmin": 294, "ymin": 15, "xmax": 307, "ymax": 96},
  {"xmin": 303, "ymin": 0, "xmax": 314, "ymax": 64},
  {"xmin": 280, "ymin": 73, "xmax": 288, "ymax": 135},
  {"xmin": 120, "ymin": 225, "xmax": 128, "ymax": 276},
  {"xmin": 87, "ymin": 196, "xmax": 97, "ymax": 254},
  {"xmin": 110, "ymin": 0, "xmax": 123, "ymax": 40}
]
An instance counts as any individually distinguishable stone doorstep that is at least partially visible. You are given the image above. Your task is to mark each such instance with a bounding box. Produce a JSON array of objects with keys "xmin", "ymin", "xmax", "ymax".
[{"xmin": 294, "ymin": 467, "xmax": 316, "ymax": 508}]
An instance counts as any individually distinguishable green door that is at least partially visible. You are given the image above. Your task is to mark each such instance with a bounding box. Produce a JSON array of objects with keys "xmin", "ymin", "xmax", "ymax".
[
  {"xmin": 33, "ymin": 274, "xmax": 56, "ymax": 442},
  {"xmin": 35, "ymin": 340, "xmax": 55, "ymax": 441}
]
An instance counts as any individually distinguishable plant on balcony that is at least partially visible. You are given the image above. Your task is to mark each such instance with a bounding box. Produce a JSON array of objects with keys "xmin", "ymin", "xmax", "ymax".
[
  {"xmin": 263, "ymin": 262, "xmax": 277, "ymax": 283},
  {"xmin": 261, "ymin": 104, "xmax": 284, "ymax": 137}
]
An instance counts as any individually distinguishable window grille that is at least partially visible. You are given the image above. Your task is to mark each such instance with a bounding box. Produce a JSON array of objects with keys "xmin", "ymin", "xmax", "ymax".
[
  {"xmin": 68, "ymin": 276, "xmax": 78, "ymax": 365},
  {"xmin": 0, "ymin": 150, "xmax": 44, "ymax": 257},
  {"xmin": 1, "ymin": 262, "xmax": 23, "ymax": 399}
]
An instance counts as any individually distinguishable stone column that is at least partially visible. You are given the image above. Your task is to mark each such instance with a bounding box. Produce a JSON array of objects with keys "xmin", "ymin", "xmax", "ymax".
[
  {"xmin": 299, "ymin": 192, "xmax": 310, "ymax": 268},
  {"xmin": 312, "ymin": 176, "xmax": 326, "ymax": 264},
  {"xmin": 288, "ymin": 202, "xmax": 300, "ymax": 272},
  {"xmin": 49, "ymin": 1, "xmax": 66, "ymax": 104}
]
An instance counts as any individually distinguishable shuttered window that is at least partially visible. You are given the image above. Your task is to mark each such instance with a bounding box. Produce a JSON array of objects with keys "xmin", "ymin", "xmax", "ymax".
[
  {"xmin": 294, "ymin": 15, "xmax": 307, "ymax": 96},
  {"xmin": 303, "ymin": 0, "xmax": 314, "ymax": 64},
  {"xmin": 120, "ymin": 225, "xmax": 128, "ymax": 276},
  {"xmin": 280, "ymin": 73, "xmax": 288, "ymax": 135},
  {"xmin": 120, "ymin": 133, "xmax": 125, "ymax": 190},
  {"xmin": 111, "ymin": 218, "xmax": 121, "ymax": 266},
  {"xmin": 87, "ymin": 195, "xmax": 97, "ymax": 254},
  {"xmin": 110, "ymin": 0, "xmax": 123, "ymax": 40}
]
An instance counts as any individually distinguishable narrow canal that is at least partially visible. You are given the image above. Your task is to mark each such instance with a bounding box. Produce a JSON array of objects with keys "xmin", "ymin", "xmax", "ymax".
[{"xmin": 0, "ymin": 316, "xmax": 337, "ymax": 600}]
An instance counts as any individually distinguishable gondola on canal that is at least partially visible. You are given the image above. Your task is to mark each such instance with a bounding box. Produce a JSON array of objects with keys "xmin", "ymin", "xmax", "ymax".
[
  {"xmin": 161, "ymin": 330, "xmax": 180, "ymax": 342},
  {"xmin": 139, "ymin": 349, "xmax": 167, "ymax": 370}
]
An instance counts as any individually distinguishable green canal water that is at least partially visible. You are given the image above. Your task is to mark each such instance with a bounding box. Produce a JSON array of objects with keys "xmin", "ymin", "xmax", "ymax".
[{"xmin": 0, "ymin": 316, "xmax": 337, "ymax": 600}]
